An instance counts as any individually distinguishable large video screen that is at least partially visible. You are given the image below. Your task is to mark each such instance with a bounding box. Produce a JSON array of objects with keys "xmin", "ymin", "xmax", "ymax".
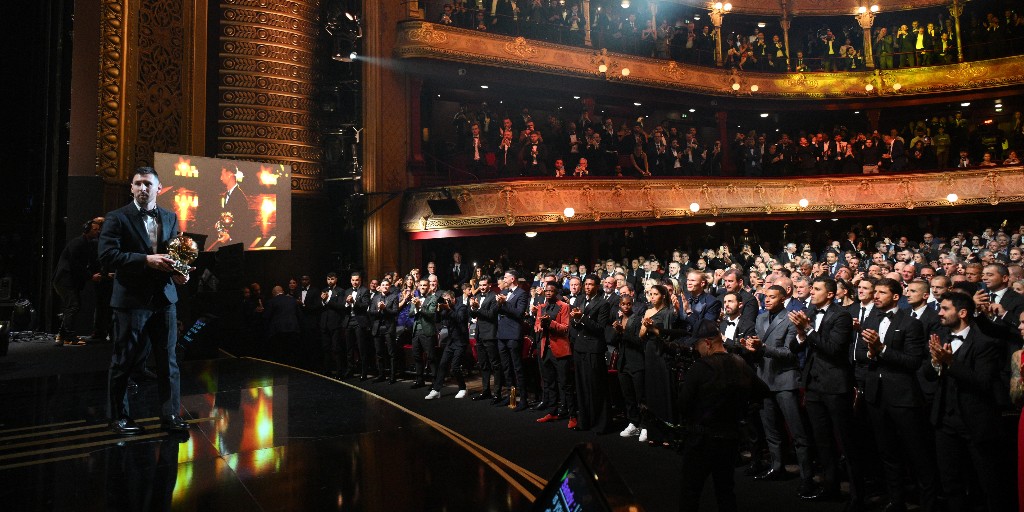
[{"xmin": 154, "ymin": 152, "xmax": 292, "ymax": 251}]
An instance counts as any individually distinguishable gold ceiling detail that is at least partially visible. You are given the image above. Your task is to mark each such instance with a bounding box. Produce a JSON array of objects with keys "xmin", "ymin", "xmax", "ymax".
[
  {"xmin": 395, "ymin": 21, "xmax": 1024, "ymax": 100},
  {"xmin": 402, "ymin": 167, "xmax": 1024, "ymax": 233}
]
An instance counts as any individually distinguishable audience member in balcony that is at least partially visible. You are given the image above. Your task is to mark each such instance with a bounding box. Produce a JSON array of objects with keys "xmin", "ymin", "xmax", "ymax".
[
  {"xmin": 766, "ymin": 34, "xmax": 787, "ymax": 72},
  {"xmin": 629, "ymin": 146, "xmax": 652, "ymax": 177},
  {"xmin": 882, "ymin": 133, "xmax": 908, "ymax": 172},
  {"xmin": 648, "ymin": 132, "xmax": 672, "ymax": 175},
  {"xmin": 897, "ymin": 24, "xmax": 916, "ymax": 67},
  {"xmin": 494, "ymin": 131, "xmax": 518, "ymax": 178},
  {"xmin": 640, "ymin": 20, "xmax": 657, "ymax": 57},
  {"xmin": 453, "ymin": 1, "xmax": 474, "ymax": 29},
  {"xmin": 520, "ymin": 131, "xmax": 549, "ymax": 176},
  {"xmin": 519, "ymin": 120, "xmax": 541, "ymax": 143},
  {"xmin": 514, "ymin": 107, "xmax": 532, "ymax": 132},
  {"xmin": 465, "ymin": 122, "xmax": 489, "ymax": 174},
  {"xmin": 439, "ymin": 3, "xmax": 455, "ymax": 26},
  {"xmin": 856, "ymin": 138, "xmax": 882, "ymax": 174},
  {"xmin": 936, "ymin": 31, "xmax": 957, "ymax": 65},
  {"xmin": 794, "ymin": 136, "xmax": 819, "ymax": 175},
  {"xmin": 563, "ymin": 4, "xmax": 585, "ymax": 46},
  {"xmin": 915, "ymin": 26, "xmax": 934, "ymax": 66},
  {"xmin": 875, "ymin": 27, "xmax": 895, "ymax": 69},
  {"xmin": 474, "ymin": 10, "xmax": 488, "ymax": 32},
  {"xmin": 818, "ymin": 29, "xmax": 840, "ymax": 71},
  {"xmin": 844, "ymin": 47, "xmax": 865, "ymax": 71},
  {"xmin": 740, "ymin": 138, "xmax": 763, "ymax": 177},
  {"xmin": 793, "ymin": 51, "xmax": 809, "ymax": 72},
  {"xmin": 553, "ymin": 159, "xmax": 567, "ymax": 177},
  {"xmin": 1005, "ymin": 150, "xmax": 1021, "ymax": 166},
  {"xmin": 979, "ymin": 152, "xmax": 998, "ymax": 167},
  {"xmin": 703, "ymin": 141, "xmax": 722, "ymax": 176},
  {"xmin": 490, "ymin": 0, "xmax": 517, "ymax": 35},
  {"xmin": 619, "ymin": 13, "xmax": 641, "ymax": 55},
  {"xmin": 955, "ymin": 148, "xmax": 972, "ymax": 168},
  {"xmin": 934, "ymin": 126, "xmax": 952, "ymax": 169}
]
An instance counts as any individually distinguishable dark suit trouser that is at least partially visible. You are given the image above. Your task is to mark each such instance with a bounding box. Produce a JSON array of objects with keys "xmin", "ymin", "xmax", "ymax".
[
  {"xmin": 109, "ymin": 305, "xmax": 179, "ymax": 419},
  {"xmin": 573, "ymin": 351, "xmax": 610, "ymax": 432},
  {"xmin": 540, "ymin": 350, "xmax": 576, "ymax": 416},
  {"xmin": 477, "ymin": 339, "xmax": 503, "ymax": 393},
  {"xmin": 321, "ymin": 326, "xmax": 342, "ymax": 374},
  {"xmin": 679, "ymin": 437, "xmax": 739, "ymax": 512},
  {"xmin": 935, "ymin": 426, "xmax": 1007, "ymax": 512},
  {"xmin": 432, "ymin": 341, "xmax": 467, "ymax": 392},
  {"xmin": 805, "ymin": 390, "xmax": 864, "ymax": 501},
  {"xmin": 617, "ymin": 369, "xmax": 644, "ymax": 425},
  {"xmin": 342, "ymin": 323, "xmax": 369, "ymax": 376},
  {"xmin": 760, "ymin": 389, "xmax": 814, "ymax": 480},
  {"xmin": 54, "ymin": 283, "xmax": 81, "ymax": 337},
  {"xmin": 93, "ymin": 281, "xmax": 113, "ymax": 339},
  {"xmin": 498, "ymin": 338, "xmax": 524, "ymax": 390},
  {"xmin": 301, "ymin": 313, "xmax": 320, "ymax": 369},
  {"xmin": 866, "ymin": 401, "xmax": 938, "ymax": 510},
  {"xmin": 410, "ymin": 333, "xmax": 436, "ymax": 384},
  {"xmin": 373, "ymin": 331, "xmax": 399, "ymax": 377}
]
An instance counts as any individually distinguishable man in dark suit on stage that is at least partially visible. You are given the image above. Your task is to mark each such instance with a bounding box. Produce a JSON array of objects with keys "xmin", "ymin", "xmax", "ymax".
[
  {"xmin": 534, "ymin": 281, "xmax": 576, "ymax": 423},
  {"xmin": 495, "ymin": 270, "xmax": 530, "ymax": 409},
  {"xmin": 470, "ymin": 277, "xmax": 502, "ymax": 402},
  {"xmin": 369, "ymin": 278, "xmax": 400, "ymax": 383},
  {"xmin": 448, "ymin": 252, "xmax": 471, "ymax": 291},
  {"xmin": 296, "ymin": 275, "xmax": 321, "ymax": 369},
  {"xmin": 409, "ymin": 278, "xmax": 438, "ymax": 388},
  {"xmin": 425, "ymin": 288, "xmax": 471, "ymax": 399},
  {"xmin": 570, "ymin": 275, "xmax": 611, "ymax": 432},
  {"xmin": 339, "ymin": 272, "xmax": 372, "ymax": 380},
  {"xmin": 320, "ymin": 273, "xmax": 343, "ymax": 376},
  {"xmin": 264, "ymin": 285, "xmax": 302, "ymax": 365},
  {"xmin": 789, "ymin": 277, "xmax": 864, "ymax": 506},
  {"xmin": 98, "ymin": 167, "xmax": 190, "ymax": 436},
  {"xmin": 742, "ymin": 286, "xmax": 815, "ymax": 491},
  {"xmin": 859, "ymin": 278, "xmax": 938, "ymax": 512},
  {"xmin": 923, "ymin": 291, "xmax": 1009, "ymax": 511}
]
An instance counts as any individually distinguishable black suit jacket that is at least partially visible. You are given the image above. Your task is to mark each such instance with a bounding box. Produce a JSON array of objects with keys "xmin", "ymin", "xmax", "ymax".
[
  {"xmin": 470, "ymin": 291, "xmax": 499, "ymax": 340},
  {"xmin": 570, "ymin": 294, "xmax": 610, "ymax": 354},
  {"xmin": 802, "ymin": 305, "xmax": 854, "ymax": 395},
  {"xmin": 321, "ymin": 286, "xmax": 343, "ymax": 330},
  {"xmin": 922, "ymin": 326, "xmax": 1002, "ymax": 442},
  {"xmin": 97, "ymin": 203, "xmax": 180, "ymax": 309},
  {"xmin": 613, "ymin": 313, "xmax": 645, "ymax": 373},
  {"xmin": 449, "ymin": 263, "xmax": 471, "ymax": 290},
  {"xmin": 298, "ymin": 285, "xmax": 321, "ymax": 314},
  {"xmin": 862, "ymin": 309, "xmax": 926, "ymax": 407},
  {"xmin": 720, "ymin": 314, "xmax": 756, "ymax": 354},
  {"xmin": 440, "ymin": 299, "xmax": 470, "ymax": 346},
  {"xmin": 369, "ymin": 291, "xmax": 399, "ymax": 337},
  {"xmin": 265, "ymin": 293, "xmax": 302, "ymax": 336},
  {"xmin": 339, "ymin": 286, "xmax": 371, "ymax": 328}
]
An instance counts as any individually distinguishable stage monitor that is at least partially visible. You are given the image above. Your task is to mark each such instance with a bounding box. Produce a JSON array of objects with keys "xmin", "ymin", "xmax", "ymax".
[
  {"xmin": 153, "ymin": 152, "xmax": 292, "ymax": 251},
  {"xmin": 532, "ymin": 443, "xmax": 642, "ymax": 512}
]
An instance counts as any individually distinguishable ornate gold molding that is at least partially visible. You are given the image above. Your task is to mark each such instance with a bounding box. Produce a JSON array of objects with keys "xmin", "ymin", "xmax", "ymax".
[
  {"xmin": 672, "ymin": 0, "xmax": 954, "ymax": 16},
  {"xmin": 401, "ymin": 167, "xmax": 1024, "ymax": 233},
  {"xmin": 97, "ymin": 0, "xmax": 129, "ymax": 182},
  {"xmin": 394, "ymin": 21, "xmax": 1024, "ymax": 100}
]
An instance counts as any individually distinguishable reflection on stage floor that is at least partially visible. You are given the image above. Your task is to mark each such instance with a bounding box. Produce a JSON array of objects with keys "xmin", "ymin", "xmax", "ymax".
[{"xmin": 0, "ymin": 358, "xmax": 535, "ymax": 511}]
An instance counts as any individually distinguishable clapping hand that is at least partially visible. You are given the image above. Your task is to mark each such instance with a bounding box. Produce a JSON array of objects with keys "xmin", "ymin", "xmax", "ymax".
[
  {"xmin": 496, "ymin": 293, "xmax": 507, "ymax": 304},
  {"xmin": 862, "ymin": 328, "xmax": 882, "ymax": 358},
  {"xmin": 789, "ymin": 310, "xmax": 810, "ymax": 333},
  {"xmin": 570, "ymin": 307, "xmax": 582, "ymax": 321},
  {"xmin": 928, "ymin": 333, "xmax": 953, "ymax": 367},
  {"xmin": 742, "ymin": 335, "xmax": 762, "ymax": 352}
]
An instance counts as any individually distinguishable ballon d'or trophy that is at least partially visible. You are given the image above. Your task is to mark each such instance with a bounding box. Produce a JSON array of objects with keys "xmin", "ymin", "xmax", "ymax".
[{"xmin": 167, "ymin": 234, "xmax": 198, "ymax": 277}]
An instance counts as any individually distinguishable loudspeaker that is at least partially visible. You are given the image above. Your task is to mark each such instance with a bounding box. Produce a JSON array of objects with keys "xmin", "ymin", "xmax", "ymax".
[{"xmin": 427, "ymin": 199, "xmax": 461, "ymax": 216}]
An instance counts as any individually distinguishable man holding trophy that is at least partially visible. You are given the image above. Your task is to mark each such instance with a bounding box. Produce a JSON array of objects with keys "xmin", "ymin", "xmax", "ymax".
[{"xmin": 98, "ymin": 167, "xmax": 195, "ymax": 436}]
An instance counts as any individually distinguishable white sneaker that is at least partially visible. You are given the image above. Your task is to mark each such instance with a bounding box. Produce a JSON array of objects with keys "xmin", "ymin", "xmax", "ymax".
[
  {"xmin": 638, "ymin": 428, "xmax": 649, "ymax": 443},
  {"xmin": 425, "ymin": 390, "xmax": 440, "ymax": 400},
  {"xmin": 619, "ymin": 423, "xmax": 641, "ymax": 437},
  {"xmin": 454, "ymin": 390, "xmax": 467, "ymax": 399}
]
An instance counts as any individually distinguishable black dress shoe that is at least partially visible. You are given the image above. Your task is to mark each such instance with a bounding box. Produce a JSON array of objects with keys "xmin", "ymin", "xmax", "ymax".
[
  {"xmin": 160, "ymin": 415, "xmax": 190, "ymax": 432},
  {"xmin": 410, "ymin": 381, "xmax": 426, "ymax": 389},
  {"xmin": 798, "ymin": 480, "xmax": 824, "ymax": 500},
  {"xmin": 472, "ymin": 392, "xmax": 494, "ymax": 401},
  {"xmin": 110, "ymin": 417, "xmax": 143, "ymax": 436},
  {"xmin": 490, "ymin": 396, "xmax": 506, "ymax": 406},
  {"xmin": 754, "ymin": 467, "xmax": 787, "ymax": 481}
]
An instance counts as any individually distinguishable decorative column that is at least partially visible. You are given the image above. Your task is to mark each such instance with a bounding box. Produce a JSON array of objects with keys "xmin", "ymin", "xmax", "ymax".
[
  {"xmin": 855, "ymin": 10, "xmax": 876, "ymax": 69},
  {"xmin": 780, "ymin": 16, "xmax": 792, "ymax": 71},
  {"xmin": 583, "ymin": 0, "xmax": 592, "ymax": 47},
  {"xmin": 866, "ymin": 109, "xmax": 881, "ymax": 131},
  {"xmin": 949, "ymin": 0, "xmax": 965, "ymax": 63},
  {"xmin": 710, "ymin": 9, "xmax": 725, "ymax": 67}
]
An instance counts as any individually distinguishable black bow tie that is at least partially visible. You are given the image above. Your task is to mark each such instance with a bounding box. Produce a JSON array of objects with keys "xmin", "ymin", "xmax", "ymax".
[
  {"xmin": 882, "ymin": 312, "xmax": 895, "ymax": 321},
  {"xmin": 949, "ymin": 334, "xmax": 965, "ymax": 341},
  {"xmin": 140, "ymin": 208, "xmax": 158, "ymax": 218},
  {"xmin": 726, "ymin": 321, "xmax": 736, "ymax": 327},
  {"xmin": 814, "ymin": 309, "xmax": 826, "ymax": 315}
]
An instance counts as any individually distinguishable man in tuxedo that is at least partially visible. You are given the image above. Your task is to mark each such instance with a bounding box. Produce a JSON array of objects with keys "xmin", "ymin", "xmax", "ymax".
[
  {"xmin": 425, "ymin": 288, "xmax": 471, "ymax": 399},
  {"xmin": 448, "ymin": 252, "xmax": 471, "ymax": 291},
  {"xmin": 979, "ymin": 263, "xmax": 1024, "ymax": 330},
  {"xmin": 469, "ymin": 276, "xmax": 502, "ymax": 401},
  {"xmin": 742, "ymin": 286, "xmax": 815, "ymax": 491},
  {"xmin": 338, "ymin": 272, "xmax": 372, "ymax": 380},
  {"xmin": 215, "ymin": 166, "xmax": 255, "ymax": 247},
  {"xmin": 264, "ymin": 285, "xmax": 302, "ymax": 365},
  {"xmin": 633, "ymin": 261, "xmax": 662, "ymax": 292},
  {"xmin": 719, "ymin": 269, "xmax": 758, "ymax": 327},
  {"xmin": 720, "ymin": 292, "xmax": 756, "ymax": 353},
  {"xmin": 789, "ymin": 277, "xmax": 864, "ymax": 505},
  {"xmin": 570, "ymin": 275, "xmax": 611, "ymax": 432},
  {"xmin": 679, "ymin": 269, "xmax": 722, "ymax": 334},
  {"xmin": 296, "ymin": 275, "xmax": 321, "ymax": 368},
  {"xmin": 859, "ymin": 278, "xmax": 938, "ymax": 512},
  {"xmin": 923, "ymin": 292, "xmax": 1009, "ymax": 511},
  {"xmin": 369, "ymin": 278, "xmax": 400, "ymax": 383},
  {"xmin": 320, "ymin": 273, "xmax": 343, "ymax": 376},
  {"xmin": 495, "ymin": 270, "xmax": 529, "ymax": 409},
  {"xmin": 409, "ymin": 278, "xmax": 438, "ymax": 388},
  {"xmin": 98, "ymin": 167, "xmax": 189, "ymax": 435},
  {"xmin": 778, "ymin": 242, "xmax": 798, "ymax": 263},
  {"xmin": 534, "ymin": 281, "xmax": 575, "ymax": 424},
  {"xmin": 882, "ymin": 134, "xmax": 908, "ymax": 172}
]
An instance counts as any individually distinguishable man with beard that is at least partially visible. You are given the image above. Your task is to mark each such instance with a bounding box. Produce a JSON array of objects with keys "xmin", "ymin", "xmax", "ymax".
[{"xmin": 534, "ymin": 282, "xmax": 575, "ymax": 424}]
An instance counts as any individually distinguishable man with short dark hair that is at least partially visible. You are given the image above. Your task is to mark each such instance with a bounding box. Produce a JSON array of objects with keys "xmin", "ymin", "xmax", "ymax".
[
  {"xmin": 570, "ymin": 275, "xmax": 611, "ymax": 432},
  {"xmin": 339, "ymin": 272, "xmax": 372, "ymax": 379},
  {"xmin": 409, "ymin": 278, "xmax": 438, "ymax": 389},
  {"xmin": 470, "ymin": 276, "xmax": 502, "ymax": 401},
  {"xmin": 534, "ymin": 282, "xmax": 575, "ymax": 424},
  {"xmin": 495, "ymin": 270, "xmax": 529, "ymax": 409},
  {"xmin": 425, "ymin": 288, "xmax": 470, "ymax": 400}
]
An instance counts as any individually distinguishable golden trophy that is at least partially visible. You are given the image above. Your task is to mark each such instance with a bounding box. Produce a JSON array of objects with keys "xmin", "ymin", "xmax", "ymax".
[{"xmin": 167, "ymin": 234, "xmax": 199, "ymax": 277}]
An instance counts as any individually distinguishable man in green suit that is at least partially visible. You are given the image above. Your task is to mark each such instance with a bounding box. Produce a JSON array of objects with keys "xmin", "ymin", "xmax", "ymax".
[{"xmin": 409, "ymin": 278, "xmax": 438, "ymax": 388}]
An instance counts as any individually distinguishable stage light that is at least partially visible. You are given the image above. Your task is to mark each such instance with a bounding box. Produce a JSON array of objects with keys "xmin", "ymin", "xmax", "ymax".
[
  {"xmin": 634, "ymin": 102, "xmax": 642, "ymax": 106},
  {"xmin": 831, "ymin": 218, "xmax": 839, "ymax": 222},
  {"xmin": 892, "ymin": 83, "xmax": 902, "ymax": 91},
  {"xmin": 480, "ymin": 85, "xmax": 489, "ymax": 89},
  {"xmin": 693, "ymin": 14, "xmax": 700, "ymax": 20},
  {"xmin": 732, "ymin": 83, "xmax": 740, "ymax": 91},
  {"xmin": 865, "ymin": 84, "xmax": 874, "ymax": 91},
  {"xmin": 815, "ymin": 219, "xmax": 822, "ymax": 223},
  {"xmin": 621, "ymin": 68, "xmax": 630, "ymax": 76},
  {"xmin": 689, "ymin": 108, "xmax": 696, "ymax": 113},
  {"xmin": 854, "ymin": 111, "xmax": 860, "ymax": 114},
  {"xmin": 946, "ymin": 193, "xmax": 958, "ymax": 203},
  {"xmin": 995, "ymin": 103, "xmax": 1002, "ymax": 108},
  {"xmin": 573, "ymin": 95, "xmax": 581, "ymax": 99},
  {"xmin": 750, "ymin": 85, "xmax": 759, "ymax": 92},
  {"xmin": 760, "ymin": 113, "xmax": 769, "ymax": 118},
  {"xmin": 525, "ymin": 231, "xmax": 538, "ymax": 238},
  {"xmin": 563, "ymin": 207, "xmax": 575, "ymax": 218},
  {"xmin": 870, "ymin": 5, "xmax": 879, "ymax": 12},
  {"xmin": 757, "ymin": 22, "xmax": 766, "ymax": 28},
  {"xmin": 961, "ymin": 102, "xmax": 970, "ymax": 107},
  {"xmin": 798, "ymin": 198, "xmax": 809, "ymax": 208},
  {"xmin": 598, "ymin": 64, "xmax": 608, "ymax": 73},
  {"xmin": 705, "ymin": 222, "xmax": 716, "ymax": 227},
  {"xmin": 689, "ymin": 202, "xmax": 700, "ymax": 213}
]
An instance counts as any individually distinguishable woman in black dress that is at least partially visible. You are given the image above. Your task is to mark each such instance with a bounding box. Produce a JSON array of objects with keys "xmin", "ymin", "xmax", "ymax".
[{"xmin": 640, "ymin": 284, "xmax": 687, "ymax": 446}]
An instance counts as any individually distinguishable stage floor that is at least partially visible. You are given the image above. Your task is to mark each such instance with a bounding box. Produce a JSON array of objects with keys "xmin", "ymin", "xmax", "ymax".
[{"xmin": 0, "ymin": 357, "xmax": 538, "ymax": 511}]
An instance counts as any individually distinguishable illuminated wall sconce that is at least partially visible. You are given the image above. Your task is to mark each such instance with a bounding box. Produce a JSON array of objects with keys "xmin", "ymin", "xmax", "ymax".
[
  {"xmin": 689, "ymin": 202, "xmax": 700, "ymax": 213},
  {"xmin": 798, "ymin": 198, "xmax": 809, "ymax": 208},
  {"xmin": 946, "ymin": 193, "xmax": 959, "ymax": 203},
  {"xmin": 563, "ymin": 207, "xmax": 576, "ymax": 218}
]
